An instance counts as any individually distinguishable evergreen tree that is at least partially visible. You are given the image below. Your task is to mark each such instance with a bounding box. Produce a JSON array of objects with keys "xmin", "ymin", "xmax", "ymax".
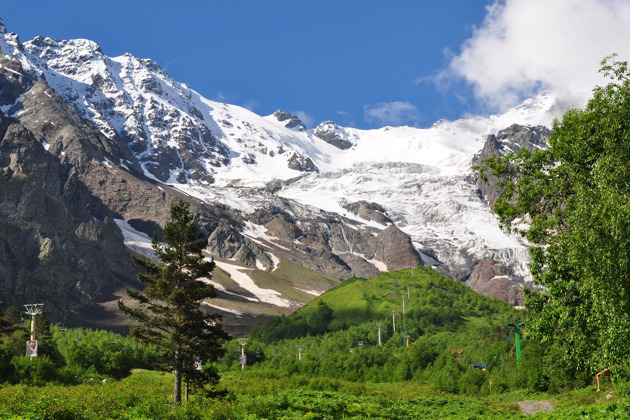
[
  {"xmin": 118, "ymin": 199, "xmax": 229, "ymax": 404},
  {"xmin": 0, "ymin": 305, "xmax": 22, "ymax": 337},
  {"xmin": 480, "ymin": 55, "xmax": 630, "ymax": 373}
]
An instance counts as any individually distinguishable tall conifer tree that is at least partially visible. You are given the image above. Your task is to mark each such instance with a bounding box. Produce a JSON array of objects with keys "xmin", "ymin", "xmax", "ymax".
[{"xmin": 118, "ymin": 199, "xmax": 229, "ymax": 404}]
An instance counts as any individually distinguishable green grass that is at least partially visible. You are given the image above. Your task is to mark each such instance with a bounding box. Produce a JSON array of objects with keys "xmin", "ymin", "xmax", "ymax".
[{"xmin": 1, "ymin": 369, "xmax": 627, "ymax": 419}]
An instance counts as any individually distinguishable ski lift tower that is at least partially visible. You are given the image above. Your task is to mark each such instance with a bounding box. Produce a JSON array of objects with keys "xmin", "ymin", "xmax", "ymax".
[
  {"xmin": 392, "ymin": 310, "xmax": 396, "ymax": 332},
  {"xmin": 297, "ymin": 345, "xmax": 304, "ymax": 361},
  {"xmin": 506, "ymin": 319, "xmax": 525, "ymax": 360},
  {"xmin": 401, "ymin": 295, "xmax": 407, "ymax": 346},
  {"xmin": 24, "ymin": 304, "xmax": 43, "ymax": 357},
  {"xmin": 238, "ymin": 338, "xmax": 248, "ymax": 370},
  {"xmin": 24, "ymin": 304, "xmax": 43, "ymax": 342}
]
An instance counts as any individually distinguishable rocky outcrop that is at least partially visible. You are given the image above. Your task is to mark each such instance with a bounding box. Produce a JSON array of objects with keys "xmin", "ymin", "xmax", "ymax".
[
  {"xmin": 474, "ymin": 124, "xmax": 550, "ymax": 207},
  {"xmin": 272, "ymin": 110, "xmax": 307, "ymax": 132},
  {"xmin": 207, "ymin": 220, "xmax": 273, "ymax": 270},
  {"xmin": 374, "ymin": 225, "xmax": 422, "ymax": 270},
  {"xmin": 246, "ymin": 201, "xmax": 422, "ymax": 279},
  {"xmin": 342, "ymin": 201, "xmax": 391, "ymax": 225},
  {"xmin": 313, "ymin": 121, "xmax": 353, "ymax": 150},
  {"xmin": 467, "ymin": 258, "xmax": 524, "ymax": 305},
  {"xmin": 287, "ymin": 152, "xmax": 318, "ymax": 172}
]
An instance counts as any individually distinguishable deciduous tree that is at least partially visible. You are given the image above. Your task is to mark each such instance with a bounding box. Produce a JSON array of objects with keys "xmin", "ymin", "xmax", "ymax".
[{"xmin": 481, "ymin": 55, "xmax": 630, "ymax": 373}]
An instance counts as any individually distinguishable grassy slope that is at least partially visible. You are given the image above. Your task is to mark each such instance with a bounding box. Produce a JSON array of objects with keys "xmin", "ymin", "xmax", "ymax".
[
  {"xmin": 1, "ymin": 369, "xmax": 626, "ymax": 419},
  {"xmin": 202, "ymin": 257, "xmax": 341, "ymax": 335},
  {"xmin": 259, "ymin": 266, "xmax": 521, "ymax": 340},
  {"xmin": 208, "ymin": 257, "xmax": 340, "ymax": 316}
]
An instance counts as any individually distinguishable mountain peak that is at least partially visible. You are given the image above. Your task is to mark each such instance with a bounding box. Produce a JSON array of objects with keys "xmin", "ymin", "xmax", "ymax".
[
  {"xmin": 0, "ymin": 17, "xmax": 6, "ymax": 35},
  {"xmin": 272, "ymin": 110, "xmax": 307, "ymax": 132}
]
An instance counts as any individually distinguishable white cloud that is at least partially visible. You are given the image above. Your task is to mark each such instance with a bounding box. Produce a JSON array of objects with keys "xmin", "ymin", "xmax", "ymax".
[
  {"xmin": 363, "ymin": 101, "xmax": 421, "ymax": 127},
  {"xmin": 445, "ymin": 0, "xmax": 630, "ymax": 112},
  {"xmin": 293, "ymin": 110, "xmax": 315, "ymax": 128},
  {"xmin": 242, "ymin": 99, "xmax": 260, "ymax": 111},
  {"xmin": 213, "ymin": 91, "xmax": 232, "ymax": 103}
]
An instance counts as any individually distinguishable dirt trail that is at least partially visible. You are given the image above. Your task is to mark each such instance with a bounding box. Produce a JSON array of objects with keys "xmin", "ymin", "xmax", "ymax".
[{"xmin": 518, "ymin": 399, "xmax": 554, "ymax": 415}]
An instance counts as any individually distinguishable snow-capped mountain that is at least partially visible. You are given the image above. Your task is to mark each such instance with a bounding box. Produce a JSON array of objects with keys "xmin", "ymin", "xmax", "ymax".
[{"xmin": 0, "ymin": 16, "xmax": 574, "ymax": 319}]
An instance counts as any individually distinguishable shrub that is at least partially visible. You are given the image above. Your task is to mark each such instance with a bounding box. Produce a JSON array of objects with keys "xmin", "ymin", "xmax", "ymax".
[
  {"xmin": 10, "ymin": 355, "xmax": 61, "ymax": 386},
  {"xmin": 429, "ymin": 353, "xmax": 464, "ymax": 393},
  {"xmin": 458, "ymin": 368, "xmax": 487, "ymax": 395}
]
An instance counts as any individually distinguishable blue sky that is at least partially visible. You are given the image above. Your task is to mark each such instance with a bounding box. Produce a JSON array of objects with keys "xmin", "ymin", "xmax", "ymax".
[{"xmin": 2, "ymin": 1, "xmax": 630, "ymax": 129}]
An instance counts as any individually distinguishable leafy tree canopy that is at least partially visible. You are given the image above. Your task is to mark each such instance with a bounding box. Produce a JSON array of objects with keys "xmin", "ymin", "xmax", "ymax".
[{"xmin": 481, "ymin": 54, "xmax": 630, "ymax": 373}]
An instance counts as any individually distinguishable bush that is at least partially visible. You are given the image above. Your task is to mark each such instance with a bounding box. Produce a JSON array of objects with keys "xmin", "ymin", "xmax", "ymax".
[
  {"xmin": 10, "ymin": 355, "xmax": 61, "ymax": 386},
  {"xmin": 429, "ymin": 353, "xmax": 464, "ymax": 393},
  {"xmin": 458, "ymin": 368, "xmax": 487, "ymax": 395}
]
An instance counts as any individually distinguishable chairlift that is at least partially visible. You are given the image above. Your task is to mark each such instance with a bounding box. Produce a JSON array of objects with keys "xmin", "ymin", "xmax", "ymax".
[{"xmin": 473, "ymin": 362, "xmax": 487, "ymax": 371}]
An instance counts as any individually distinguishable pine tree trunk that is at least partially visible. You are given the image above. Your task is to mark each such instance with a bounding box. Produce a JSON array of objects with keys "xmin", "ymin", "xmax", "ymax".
[{"xmin": 173, "ymin": 351, "xmax": 182, "ymax": 404}]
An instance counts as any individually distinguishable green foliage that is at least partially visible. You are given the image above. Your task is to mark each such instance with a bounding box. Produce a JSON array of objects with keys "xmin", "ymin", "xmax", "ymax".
[
  {"xmin": 0, "ymin": 305, "xmax": 22, "ymax": 336},
  {"xmin": 118, "ymin": 199, "xmax": 229, "ymax": 404},
  {"xmin": 481, "ymin": 55, "xmax": 630, "ymax": 374},
  {"xmin": 231, "ymin": 267, "xmax": 537, "ymax": 391},
  {"xmin": 431, "ymin": 353, "xmax": 464, "ymax": 393},
  {"xmin": 0, "ymin": 370, "xmax": 530, "ymax": 419},
  {"xmin": 5, "ymin": 369, "xmax": 627, "ymax": 419},
  {"xmin": 51, "ymin": 325, "xmax": 157, "ymax": 379},
  {"xmin": 0, "ymin": 319, "xmax": 158, "ymax": 386},
  {"xmin": 251, "ymin": 267, "xmax": 519, "ymax": 344},
  {"xmin": 9, "ymin": 355, "xmax": 60, "ymax": 386}
]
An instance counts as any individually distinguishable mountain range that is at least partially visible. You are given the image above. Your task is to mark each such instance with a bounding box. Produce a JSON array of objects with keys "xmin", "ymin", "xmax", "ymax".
[{"xmin": 0, "ymin": 17, "xmax": 574, "ymax": 333}]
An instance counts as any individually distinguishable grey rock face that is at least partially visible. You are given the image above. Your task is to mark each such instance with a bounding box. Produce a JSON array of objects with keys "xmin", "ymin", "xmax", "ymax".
[
  {"xmin": 244, "ymin": 199, "xmax": 423, "ymax": 279},
  {"xmin": 467, "ymin": 258, "xmax": 524, "ymax": 305},
  {"xmin": 474, "ymin": 124, "xmax": 550, "ymax": 207},
  {"xmin": 206, "ymin": 220, "xmax": 273, "ymax": 270},
  {"xmin": 272, "ymin": 110, "xmax": 307, "ymax": 131},
  {"xmin": 0, "ymin": 55, "xmax": 34, "ymax": 107},
  {"xmin": 0, "ymin": 115, "xmax": 136, "ymax": 320},
  {"xmin": 287, "ymin": 152, "xmax": 318, "ymax": 172},
  {"xmin": 313, "ymin": 121, "xmax": 353, "ymax": 150},
  {"xmin": 342, "ymin": 201, "xmax": 391, "ymax": 225}
]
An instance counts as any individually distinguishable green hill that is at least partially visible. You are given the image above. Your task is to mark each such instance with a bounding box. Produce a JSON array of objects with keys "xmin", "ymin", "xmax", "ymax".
[
  {"xmin": 224, "ymin": 267, "xmax": 533, "ymax": 389},
  {"xmin": 250, "ymin": 266, "xmax": 521, "ymax": 343}
]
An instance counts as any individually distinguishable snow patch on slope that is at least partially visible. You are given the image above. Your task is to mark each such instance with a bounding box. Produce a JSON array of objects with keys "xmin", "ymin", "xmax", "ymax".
[
  {"xmin": 114, "ymin": 218, "xmax": 155, "ymax": 259},
  {"xmin": 214, "ymin": 261, "xmax": 293, "ymax": 307}
]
